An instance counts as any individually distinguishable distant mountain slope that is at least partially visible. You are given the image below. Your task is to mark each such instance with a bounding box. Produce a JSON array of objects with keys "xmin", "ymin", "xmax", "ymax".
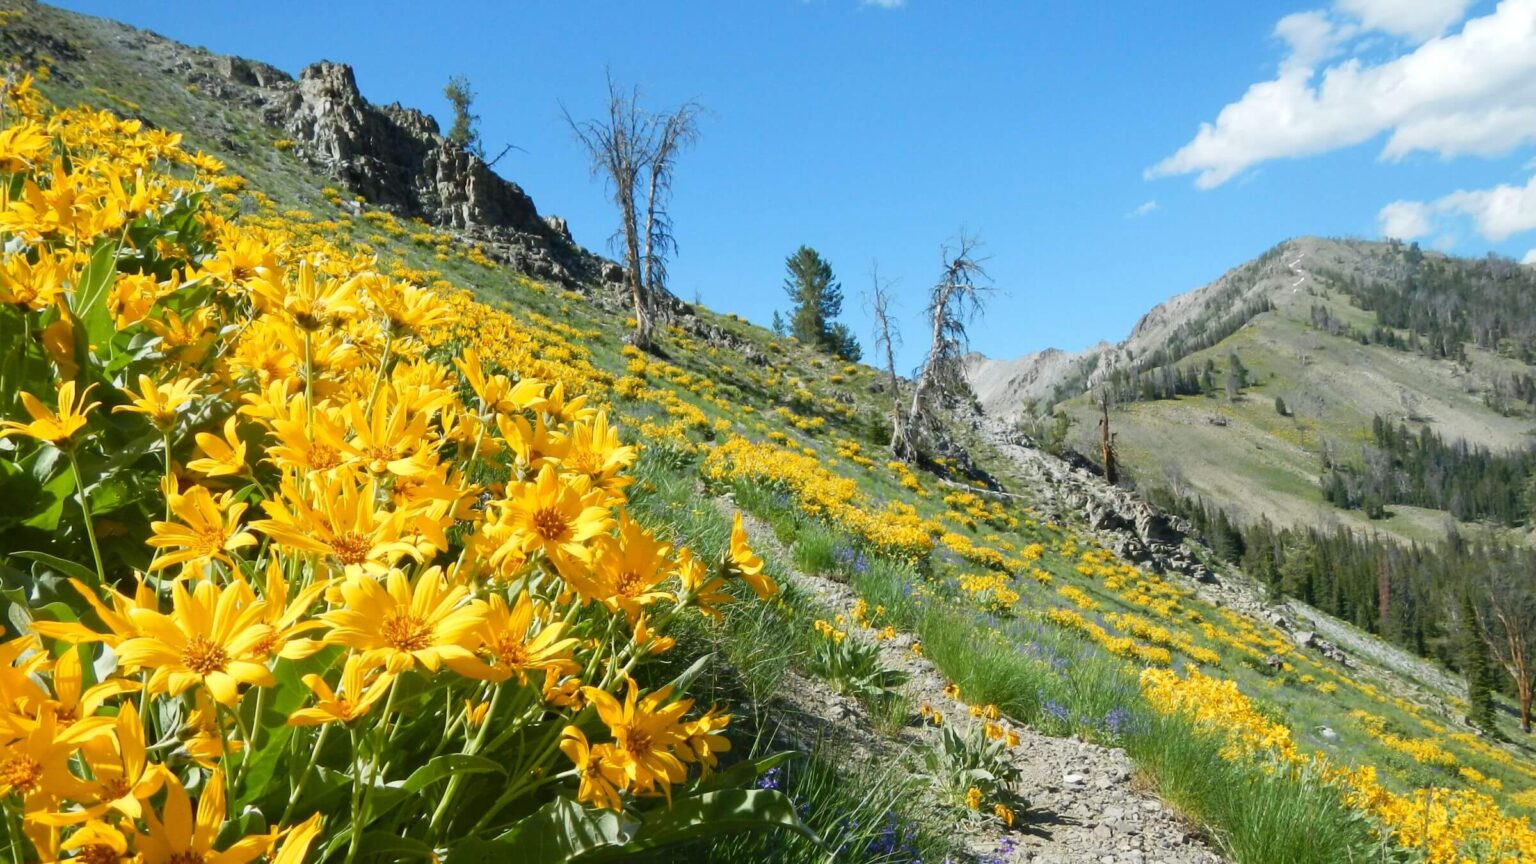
[{"xmin": 968, "ymin": 236, "xmax": 1536, "ymax": 543}]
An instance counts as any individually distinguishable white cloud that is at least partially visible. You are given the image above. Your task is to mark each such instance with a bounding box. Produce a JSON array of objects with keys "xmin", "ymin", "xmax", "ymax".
[
  {"xmin": 1335, "ymin": 0, "xmax": 1473, "ymax": 41},
  {"xmin": 860, "ymin": 0, "xmax": 905, "ymax": 7},
  {"xmin": 1148, "ymin": 0, "xmax": 1536, "ymax": 189},
  {"xmin": 1274, "ymin": 11, "xmax": 1348, "ymax": 73},
  {"xmin": 1378, "ymin": 199, "xmax": 1432, "ymax": 238},
  {"xmin": 1126, "ymin": 200, "xmax": 1159, "ymax": 218},
  {"xmin": 1437, "ymin": 174, "xmax": 1536, "ymax": 240},
  {"xmin": 1378, "ymin": 173, "xmax": 1536, "ymax": 243},
  {"xmin": 1522, "ymin": 248, "xmax": 1536, "ymax": 264}
]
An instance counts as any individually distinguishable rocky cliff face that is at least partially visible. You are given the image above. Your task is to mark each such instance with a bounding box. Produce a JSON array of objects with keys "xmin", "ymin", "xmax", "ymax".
[
  {"xmin": 258, "ymin": 61, "xmax": 598, "ymax": 285},
  {"xmin": 11, "ymin": 0, "xmax": 606, "ymax": 287},
  {"xmin": 264, "ymin": 62, "xmax": 586, "ymax": 279}
]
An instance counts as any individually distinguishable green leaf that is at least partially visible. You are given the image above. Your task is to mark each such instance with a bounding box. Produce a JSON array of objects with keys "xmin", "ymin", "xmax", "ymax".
[
  {"xmin": 351, "ymin": 832, "xmax": 435, "ymax": 862},
  {"xmin": 446, "ymin": 797, "xmax": 636, "ymax": 864},
  {"xmin": 69, "ymin": 238, "xmax": 120, "ymax": 353},
  {"xmin": 20, "ymin": 452, "xmax": 73, "ymax": 531},
  {"xmin": 398, "ymin": 754, "xmax": 504, "ymax": 795},
  {"xmin": 11, "ymin": 550, "xmax": 98, "ymax": 584},
  {"xmin": 663, "ymin": 652, "xmax": 713, "ymax": 695},
  {"xmin": 691, "ymin": 751, "xmax": 796, "ymax": 795},
  {"xmin": 587, "ymin": 789, "xmax": 819, "ymax": 860}
]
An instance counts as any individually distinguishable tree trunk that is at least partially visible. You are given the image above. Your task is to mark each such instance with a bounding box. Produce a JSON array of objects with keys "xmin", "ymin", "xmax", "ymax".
[
  {"xmin": 904, "ymin": 281, "xmax": 954, "ymax": 457},
  {"xmin": 622, "ymin": 183, "xmax": 649, "ymax": 350},
  {"xmin": 1099, "ymin": 391, "xmax": 1117, "ymax": 485}
]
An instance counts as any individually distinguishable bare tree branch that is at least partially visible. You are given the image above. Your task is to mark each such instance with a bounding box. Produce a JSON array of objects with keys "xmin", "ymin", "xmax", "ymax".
[
  {"xmin": 899, "ymin": 230, "xmax": 994, "ymax": 461},
  {"xmin": 866, "ymin": 262, "xmax": 906, "ymax": 456}
]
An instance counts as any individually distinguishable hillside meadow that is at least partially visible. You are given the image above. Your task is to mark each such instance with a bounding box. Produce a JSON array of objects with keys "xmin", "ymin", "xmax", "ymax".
[{"xmin": 0, "ymin": 30, "xmax": 1535, "ymax": 864}]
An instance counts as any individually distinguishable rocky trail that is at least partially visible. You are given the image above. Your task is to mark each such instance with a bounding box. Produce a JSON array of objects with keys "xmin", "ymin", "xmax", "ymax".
[{"xmin": 719, "ymin": 500, "xmax": 1224, "ymax": 864}]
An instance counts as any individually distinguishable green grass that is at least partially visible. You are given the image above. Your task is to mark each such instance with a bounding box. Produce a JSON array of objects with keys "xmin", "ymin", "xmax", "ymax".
[
  {"xmin": 667, "ymin": 746, "xmax": 952, "ymax": 864},
  {"xmin": 1125, "ymin": 715, "xmax": 1386, "ymax": 864},
  {"xmin": 792, "ymin": 524, "xmax": 844, "ymax": 577}
]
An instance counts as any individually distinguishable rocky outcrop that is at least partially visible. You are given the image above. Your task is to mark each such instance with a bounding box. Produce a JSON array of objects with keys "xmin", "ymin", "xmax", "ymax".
[
  {"xmin": 974, "ymin": 415, "xmax": 1356, "ymax": 669},
  {"xmin": 261, "ymin": 62, "xmax": 594, "ymax": 284}
]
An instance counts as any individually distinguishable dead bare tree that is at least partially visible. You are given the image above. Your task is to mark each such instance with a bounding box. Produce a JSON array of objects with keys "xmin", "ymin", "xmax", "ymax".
[
  {"xmin": 565, "ymin": 75, "xmax": 700, "ymax": 351},
  {"xmin": 1469, "ymin": 549, "xmax": 1536, "ymax": 733},
  {"xmin": 1099, "ymin": 389, "xmax": 1118, "ymax": 485},
  {"xmin": 866, "ymin": 263, "xmax": 905, "ymax": 456},
  {"xmin": 641, "ymin": 102, "xmax": 701, "ymax": 309},
  {"xmin": 898, "ymin": 231, "xmax": 992, "ymax": 462}
]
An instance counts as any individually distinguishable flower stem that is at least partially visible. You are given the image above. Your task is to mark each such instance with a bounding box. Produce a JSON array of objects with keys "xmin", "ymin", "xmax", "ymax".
[
  {"xmin": 278, "ymin": 723, "xmax": 331, "ymax": 828},
  {"xmin": 67, "ymin": 449, "xmax": 105, "ymax": 586}
]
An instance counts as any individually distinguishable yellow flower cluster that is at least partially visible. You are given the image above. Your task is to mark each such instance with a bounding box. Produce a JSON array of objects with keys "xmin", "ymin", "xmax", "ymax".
[
  {"xmin": 958, "ymin": 572, "xmax": 1021, "ymax": 614},
  {"xmin": 1140, "ymin": 665, "xmax": 1300, "ymax": 764},
  {"xmin": 703, "ymin": 436, "xmax": 934, "ymax": 561},
  {"xmin": 940, "ymin": 531, "xmax": 1009, "ymax": 570},
  {"xmin": 942, "ymin": 489, "xmax": 1016, "ymax": 530},
  {"xmin": 1351, "ymin": 710, "xmax": 1458, "ymax": 768},
  {"xmin": 0, "ymin": 81, "xmax": 779, "ymax": 861},
  {"xmin": 1147, "ymin": 668, "xmax": 1536, "ymax": 861},
  {"xmin": 1336, "ymin": 766, "xmax": 1536, "ymax": 863},
  {"xmin": 1104, "ymin": 612, "xmax": 1222, "ymax": 667},
  {"xmin": 1048, "ymin": 608, "xmax": 1172, "ymax": 667}
]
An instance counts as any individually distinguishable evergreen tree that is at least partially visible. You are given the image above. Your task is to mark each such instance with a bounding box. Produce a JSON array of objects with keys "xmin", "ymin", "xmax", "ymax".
[
  {"xmin": 443, "ymin": 74, "xmax": 482, "ymax": 157},
  {"xmin": 1460, "ymin": 591, "xmax": 1499, "ymax": 734},
  {"xmin": 1280, "ymin": 537, "xmax": 1316, "ymax": 605},
  {"xmin": 1274, "ymin": 395, "xmax": 1288, "ymax": 416},
  {"xmin": 782, "ymin": 246, "xmax": 858, "ymax": 359}
]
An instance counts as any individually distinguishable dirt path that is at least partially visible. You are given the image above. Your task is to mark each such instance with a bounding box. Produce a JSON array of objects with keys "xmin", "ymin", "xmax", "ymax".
[{"xmin": 722, "ymin": 501, "xmax": 1224, "ymax": 864}]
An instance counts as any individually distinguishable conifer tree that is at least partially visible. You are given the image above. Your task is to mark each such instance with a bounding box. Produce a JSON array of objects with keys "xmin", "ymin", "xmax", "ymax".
[
  {"xmin": 783, "ymin": 246, "xmax": 859, "ymax": 360},
  {"xmin": 1460, "ymin": 590, "xmax": 1499, "ymax": 734},
  {"xmin": 444, "ymin": 74, "xmax": 482, "ymax": 157}
]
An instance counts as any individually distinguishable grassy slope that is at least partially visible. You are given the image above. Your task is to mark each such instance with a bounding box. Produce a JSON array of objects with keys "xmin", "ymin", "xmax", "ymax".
[{"xmin": 21, "ymin": 2, "xmax": 1536, "ymax": 856}]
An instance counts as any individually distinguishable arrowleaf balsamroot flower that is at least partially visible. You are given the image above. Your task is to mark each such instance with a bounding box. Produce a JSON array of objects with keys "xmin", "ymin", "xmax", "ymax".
[
  {"xmin": 675, "ymin": 546, "xmax": 732, "ymax": 621},
  {"xmin": 497, "ymin": 464, "xmax": 612, "ymax": 570},
  {"xmin": 581, "ymin": 514, "xmax": 674, "ymax": 619},
  {"xmin": 112, "ymin": 374, "xmax": 199, "ymax": 432},
  {"xmin": 581, "ymin": 678, "xmax": 692, "ymax": 801},
  {"xmin": 725, "ymin": 512, "xmax": 776, "ymax": 599},
  {"xmin": 252, "ymin": 471, "xmax": 421, "ymax": 576},
  {"xmin": 132, "ymin": 768, "xmax": 271, "ymax": 864},
  {"xmin": 560, "ymin": 726, "xmax": 625, "ymax": 812},
  {"xmin": 115, "ymin": 580, "xmax": 274, "ymax": 707},
  {"xmin": 0, "ymin": 705, "xmax": 114, "ymax": 806},
  {"xmin": 320, "ymin": 567, "xmax": 486, "ymax": 674},
  {"xmin": 186, "ymin": 416, "xmax": 248, "ymax": 477},
  {"xmin": 0, "ymin": 380, "xmax": 98, "ymax": 449},
  {"xmin": 41, "ymin": 700, "xmax": 165, "ymax": 825},
  {"xmin": 147, "ymin": 484, "xmax": 258, "ymax": 574},
  {"xmin": 446, "ymin": 591, "xmax": 579, "ymax": 684},
  {"xmin": 288, "ymin": 653, "xmax": 396, "ymax": 726}
]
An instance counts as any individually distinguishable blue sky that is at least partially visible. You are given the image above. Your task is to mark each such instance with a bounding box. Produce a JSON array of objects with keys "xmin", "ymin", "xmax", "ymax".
[{"xmin": 55, "ymin": 0, "xmax": 1536, "ymax": 370}]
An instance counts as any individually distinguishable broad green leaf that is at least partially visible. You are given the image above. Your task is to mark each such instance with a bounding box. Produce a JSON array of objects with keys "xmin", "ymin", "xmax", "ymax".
[
  {"xmin": 12, "ymin": 550, "xmax": 98, "ymax": 584},
  {"xmin": 398, "ymin": 754, "xmax": 504, "ymax": 795},
  {"xmin": 20, "ymin": 453, "xmax": 73, "ymax": 531},
  {"xmin": 585, "ymin": 789, "xmax": 819, "ymax": 860},
  {"xmin": 691, "ymin": 750, "xmax": 797, "ymax": 795},
  {"xmin": 69, "ymin": 238, "xmax": 120, "ymax": 353},
  {"xmin": 447, "ymin": 797, "xmax": 637, "ymax": 864}
]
